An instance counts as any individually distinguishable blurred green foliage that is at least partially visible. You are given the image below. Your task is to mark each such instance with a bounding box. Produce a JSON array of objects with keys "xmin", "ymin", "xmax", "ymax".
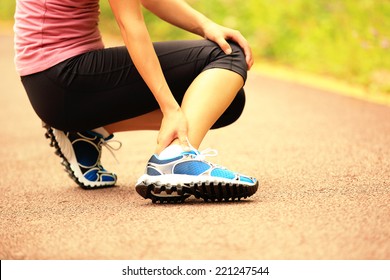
[{"xmin": 2, "ymin": 0, "xmax": 390, "ymax": 93}]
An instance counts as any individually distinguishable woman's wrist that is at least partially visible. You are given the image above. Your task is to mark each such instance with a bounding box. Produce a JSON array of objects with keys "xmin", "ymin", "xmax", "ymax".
[
  {"xmin": 161, "ymin": 102, "xmax": 181, "ymax": 116},
  {"xmin": 197, "ymin": 18, "xmax": 214, "ymax": 38},
  {"xmin": 153, "ymin": 82, "xmax": 180, "ymax": 115}
]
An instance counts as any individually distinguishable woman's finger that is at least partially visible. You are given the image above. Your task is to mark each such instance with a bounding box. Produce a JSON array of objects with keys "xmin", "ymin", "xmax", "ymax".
[
  {"xmin": 215, "ymin": 36, "xmax": 232, "ymax": 55},
  {"xmin": 227, "ymin": 30, "xmax": 254, "ymax": 69}
]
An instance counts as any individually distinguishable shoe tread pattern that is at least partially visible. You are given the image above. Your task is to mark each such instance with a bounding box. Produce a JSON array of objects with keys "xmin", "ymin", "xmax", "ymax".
[
  {"xmin": 44, "ymin": 124, "xmax": 115, "ymax": 189},
  {"xmin": 136, "ymin": 181, "xmax": 258, "ymax": 203}
]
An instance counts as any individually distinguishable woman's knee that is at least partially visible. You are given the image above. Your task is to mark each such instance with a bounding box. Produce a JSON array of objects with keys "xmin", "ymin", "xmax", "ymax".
[
  {"xmin": 229, "ymin": 41, "xmax": 247, "ymax": 80},
  {"xmin": 204, "ymin": 40, "xmax": 248, "ymax": 82}
]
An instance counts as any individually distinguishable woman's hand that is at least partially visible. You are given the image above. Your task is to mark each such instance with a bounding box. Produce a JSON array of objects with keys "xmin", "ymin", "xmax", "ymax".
[
  {"xmin": 202, "ymin": 22, "xmax": 254, "ymax": 70},
  {"xmin": 140, "ymin": 0, "xmax": 253, "ymax": 69},
  {"xmin": 156, "ymin": 107, "xmax": 189, "ymax": 154}
]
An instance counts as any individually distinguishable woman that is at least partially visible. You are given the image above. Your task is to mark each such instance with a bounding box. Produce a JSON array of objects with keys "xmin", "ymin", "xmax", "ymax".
[{"xmin": 14, "ymin": 0, "xmax": 258, "ymax": 203}]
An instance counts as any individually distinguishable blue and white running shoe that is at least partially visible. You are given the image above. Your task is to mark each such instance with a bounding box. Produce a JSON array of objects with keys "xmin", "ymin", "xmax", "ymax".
[
  {"xmin": 44, "ymin": 124, "xmax": 118, "ymax": 189},
  {"xmin": 136, "ymin": 148, "xmax": 258, "ymax": 203}
]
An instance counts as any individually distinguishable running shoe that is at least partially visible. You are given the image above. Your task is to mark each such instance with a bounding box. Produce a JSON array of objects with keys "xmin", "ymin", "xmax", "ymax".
[
  {"xmin": 136, "ymin": 148, "xmax": 258, "ymax": 203},
  {"xmin": 44, "ymin": 123, "xmax": 118, "ymax": 189}
]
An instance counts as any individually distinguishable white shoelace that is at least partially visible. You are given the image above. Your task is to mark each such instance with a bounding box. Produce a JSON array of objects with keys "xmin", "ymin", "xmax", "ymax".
[
  {"xmin": 101, "ymin": 138, "xmax": 122, "ymax": 163},
  {"xmin": 185, "ymin": 138, "xmax": 219, "ymax": 161},
  {"xmin": 195, "ymin": 148, "xmax": 219, "ymax": 161}
]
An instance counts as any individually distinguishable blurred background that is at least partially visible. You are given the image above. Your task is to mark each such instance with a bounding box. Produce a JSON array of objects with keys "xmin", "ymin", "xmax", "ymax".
[
  {"xmin": 1, "ymin": 1, "xmax": 390, "ymax": 261},
  {"xmin": 1, "ymin": 0, "xmax": 389, "ymax": 95}
]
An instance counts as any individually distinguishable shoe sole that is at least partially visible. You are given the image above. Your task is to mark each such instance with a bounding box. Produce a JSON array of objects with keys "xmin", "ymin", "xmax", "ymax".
[
  {"xmin": 43, "ymin": 124, "xmax": 116, "ymax": 189},
  {"xmin": 135, "ymin": 180, "xmax": 259, "ymax": 203}
]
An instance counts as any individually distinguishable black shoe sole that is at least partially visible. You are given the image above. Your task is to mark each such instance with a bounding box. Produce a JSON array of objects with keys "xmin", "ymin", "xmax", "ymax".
[
  {"xmin": 135, "ymin": 181, "xmax": 259, "ymax": 203},
  {"xmin": 43, "ymin": 124, "xmax": 116, "ymax": 189}
]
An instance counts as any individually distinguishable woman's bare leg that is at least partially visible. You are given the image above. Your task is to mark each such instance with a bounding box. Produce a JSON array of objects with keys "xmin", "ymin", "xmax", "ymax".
[
  {"xmin": 103, "ymin": 68, "xmax": 244, "ymax": 151},
  {"xmin": 104, "ymin": 109, "xmax": 162, "ymax": 132},
  {"xmin": 179, "ymin": 68, "xmax": 244, "ymax": 149}
]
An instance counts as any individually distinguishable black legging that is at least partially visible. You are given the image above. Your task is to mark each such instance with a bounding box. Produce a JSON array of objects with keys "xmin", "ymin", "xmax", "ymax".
[{"xmin": 20, "ymin": 40, "xmax": 247, "ymax": 132}]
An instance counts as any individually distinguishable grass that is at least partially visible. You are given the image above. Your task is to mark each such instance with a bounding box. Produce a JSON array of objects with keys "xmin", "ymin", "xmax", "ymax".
[{"xmin": 2, "ymin": 0, "xmax": 390, "ymax": 95}]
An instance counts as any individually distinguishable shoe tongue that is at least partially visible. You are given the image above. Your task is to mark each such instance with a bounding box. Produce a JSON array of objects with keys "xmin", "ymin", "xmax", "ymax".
[
  {"xmin": 90, "ymin": 127, "xmax": 111, "ymax": 139},
  {"xmin": 181, "ymin": 149, "xmax": 199, "ymax": 156},
  {"xmin": 87, "ymin": 129, "xmax": 113, "ymax": 141},
  {"xmin": 158, "ymin": 144, "xmax": 200, "ymax": 159}
]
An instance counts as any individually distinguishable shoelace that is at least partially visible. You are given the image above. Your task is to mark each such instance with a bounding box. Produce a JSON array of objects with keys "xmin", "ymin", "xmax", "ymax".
[
  {"xmin": 54, "ymin": 129, "xmax": 122, "ymax": 167},
  {"xmin": 185, "ymin": 139, "xmax": 219, "ymax": 161},
  {"xmin": 195, "ymin": 148, "xmax": 246, "ymax": 178},
  {"xmin": 100, "ymin": 138, "xmax": 122, "ymax": 164},
  {"xmin": 195, "ymin": 148, "xmax": 218, "ymax": 161}
]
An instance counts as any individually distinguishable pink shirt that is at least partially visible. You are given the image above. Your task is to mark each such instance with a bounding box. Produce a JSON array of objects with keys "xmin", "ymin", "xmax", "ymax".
[{"xmin": 14, "ymin": 0, "xmax": 104, "ymax": 76}]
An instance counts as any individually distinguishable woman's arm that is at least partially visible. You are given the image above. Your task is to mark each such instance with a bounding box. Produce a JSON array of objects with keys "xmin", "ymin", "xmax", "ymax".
[
  {"xmin": 141, "ymin": 0, "xmax": 253, "ymax": 69},
  {"xmin": 109, "ymin": 0, "xmax": 177, "ymax": 113},
  {"xmin": 109, "ymin": 0, "xmax": 188, "ymax": 152},
  {"xmin": 141, "ymin": 0, "xmax": 210, "ymax": 37}
]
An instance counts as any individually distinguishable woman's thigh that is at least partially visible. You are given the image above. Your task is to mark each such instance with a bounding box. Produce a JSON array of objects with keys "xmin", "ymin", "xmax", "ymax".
[{"xmin": 22, "ymin": 40, "xmax": 245, "ymax": 131}]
